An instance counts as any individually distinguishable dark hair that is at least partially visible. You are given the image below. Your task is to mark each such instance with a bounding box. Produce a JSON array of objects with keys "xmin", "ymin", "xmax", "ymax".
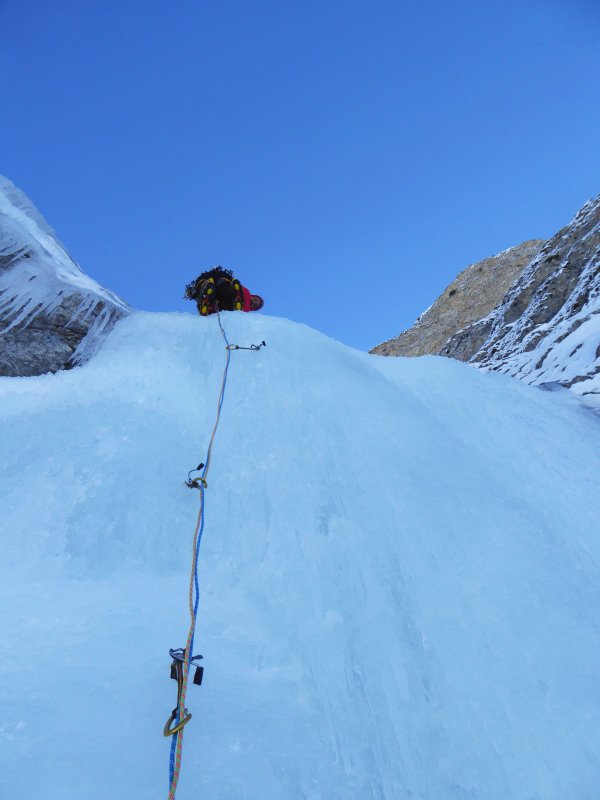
[{"xmin": 183, "ymin": 266, "xmax": 233, "ymax": 300}]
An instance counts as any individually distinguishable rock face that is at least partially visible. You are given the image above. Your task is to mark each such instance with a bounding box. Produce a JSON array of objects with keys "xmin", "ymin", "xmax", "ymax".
[
  {"xmin": 372, "ymin": 240, "xmax": 543, "ymax": 358},
  {"xmin": 372, "ymin": 196, "xmax": 600, "ymax": 407},
  {"xmin": 0, "ymin": 176, "xmax": 130, "ymax": 377},
  {"xmin": 466, "ymin": 198, "xmax": 600, "ymax": 401}
]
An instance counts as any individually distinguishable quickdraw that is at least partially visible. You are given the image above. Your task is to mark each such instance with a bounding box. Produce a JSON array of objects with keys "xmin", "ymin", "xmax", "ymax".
[
  {"xmin": 163, "ymin": 648, "xmax": 204, "ymax": 737},
  {"xmin": 184, "ymin": 465, "xmax": 207, "ymax": 490},
  {"xmin": 226, "ymin": 340, "xmax": 266, "ymax": 352}
]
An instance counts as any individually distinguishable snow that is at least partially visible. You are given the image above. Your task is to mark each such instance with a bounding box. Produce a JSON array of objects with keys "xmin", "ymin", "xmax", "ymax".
[
  {"xmin": 1, "ymin": 310, "xmax": 600, "ymax": 799},
  {"xmin": 0, "ymin": 175, "xmax": 128, "ymax": 337},
  {"xmin": 474, "ymin": 197, "xmax": 600, "ymax": 404},
  {"xmin": 480, "ymin": 247, "xmax": 600, "ymax": 404}
]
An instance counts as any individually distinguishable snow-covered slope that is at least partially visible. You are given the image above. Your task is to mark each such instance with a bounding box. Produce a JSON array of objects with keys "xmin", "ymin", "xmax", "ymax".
[
  {"xmin": 0, "ymin": 175, "xmax": 129, "ymax": 376},
  {"xmin": 1, "ymin": 310, "xmax": 599, "ymax": 799}
]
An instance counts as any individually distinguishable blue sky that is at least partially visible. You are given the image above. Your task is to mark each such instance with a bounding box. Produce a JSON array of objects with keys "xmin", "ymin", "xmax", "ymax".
[{"xmin": 1, "ymin": 0, "xmax": 599, "ymax": 349}]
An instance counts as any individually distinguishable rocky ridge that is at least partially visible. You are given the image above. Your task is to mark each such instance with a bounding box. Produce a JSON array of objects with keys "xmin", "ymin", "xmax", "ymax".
[
  {"xmin": 0, "ymin": 176, "xmax": 130, "ymax": 377},
  {"xmin": 372, "ymin": 240, "xmax": 544, "ymax": 358},
  {"xmin": 372, "ymin": 196, "xmax": 600, "ymax": 407},
  {"xmin": 464, "ymin": 198, "xmax": 600, "ymax": 404}
]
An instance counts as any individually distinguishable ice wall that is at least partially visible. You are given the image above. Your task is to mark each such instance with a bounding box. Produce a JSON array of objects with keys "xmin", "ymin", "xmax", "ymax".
[{"xmin": 1, "ymin": 310, "xmax": 599, "ymax": 799}]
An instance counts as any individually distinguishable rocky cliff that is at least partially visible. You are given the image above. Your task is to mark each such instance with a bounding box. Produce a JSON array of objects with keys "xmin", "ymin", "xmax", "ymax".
[
  {"xmin": 372, "ymin": 240, "xmax": 544, "ymax": 358},
  {"xmin": 372, "ymin": 197, "xmax": 600, "ymax": 407},
  {"xmin": 464, "ymin": 198, "xmax": 600, "ymax": 405},
  {"xmin": 0, "ymin": 176, "xmax": 130, "ymax": 377}
]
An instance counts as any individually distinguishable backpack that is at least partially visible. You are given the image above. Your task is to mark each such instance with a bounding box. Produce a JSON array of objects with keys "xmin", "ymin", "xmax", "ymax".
[{"xmin": 184, "ymin": 267, "xmax": 243, "ymax": 315}]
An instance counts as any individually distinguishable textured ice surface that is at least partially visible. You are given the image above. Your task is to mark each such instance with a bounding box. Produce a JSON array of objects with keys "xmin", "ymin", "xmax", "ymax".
[{"xmin": 1, "ymin": 311, "xmax": 600, "ymax": 799}]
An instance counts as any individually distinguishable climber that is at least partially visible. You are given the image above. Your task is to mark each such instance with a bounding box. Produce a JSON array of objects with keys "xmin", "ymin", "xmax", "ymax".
[{"xmin": 184, "ymin": 267, "xmax": 264, "ymax": 317}]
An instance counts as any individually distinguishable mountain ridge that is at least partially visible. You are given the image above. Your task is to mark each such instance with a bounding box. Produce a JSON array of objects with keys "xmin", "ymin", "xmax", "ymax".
[
  {"xmin": 372, "ymin": 196, "xmax": 600, "ymax": 407},
  {"xmin": 372, "ymin": 239, "xmax": 544, "ymax": 358}
]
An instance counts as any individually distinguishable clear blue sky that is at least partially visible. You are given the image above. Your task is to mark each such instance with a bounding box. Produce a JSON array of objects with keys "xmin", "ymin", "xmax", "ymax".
[{"xmin": 2, "ymin": 0, "xmax": 599, "ymax": 350}]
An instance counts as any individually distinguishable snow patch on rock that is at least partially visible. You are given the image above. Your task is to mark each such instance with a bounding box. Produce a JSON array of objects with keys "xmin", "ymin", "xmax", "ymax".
[{"xmin": 0, "ymin": 175, "xmax": 130, "ymax": 376}]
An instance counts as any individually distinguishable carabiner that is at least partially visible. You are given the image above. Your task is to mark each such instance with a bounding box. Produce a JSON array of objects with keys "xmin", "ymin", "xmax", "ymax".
[{"xmin": 163, "ymin": 709, "xmax": 192, "ymax": 737}]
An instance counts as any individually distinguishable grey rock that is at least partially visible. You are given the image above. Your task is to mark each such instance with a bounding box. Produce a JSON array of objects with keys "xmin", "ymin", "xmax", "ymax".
[
  {"xmin": 472, "ymin": 198, "xmax": 600, "ymax": 376},
  {"xmin": 371, "ymin": 240, "xmax": 543, "ymax": 359},
  {"xmin": 371, "ymin": 195, "xmax": 600, "ymax": 406}
]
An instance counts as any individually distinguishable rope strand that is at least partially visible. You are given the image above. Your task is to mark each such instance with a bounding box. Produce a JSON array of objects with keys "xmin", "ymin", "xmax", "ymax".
[{"xmin": 167, "ymin": 311, "xmax": 232, "ymax": 799}]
